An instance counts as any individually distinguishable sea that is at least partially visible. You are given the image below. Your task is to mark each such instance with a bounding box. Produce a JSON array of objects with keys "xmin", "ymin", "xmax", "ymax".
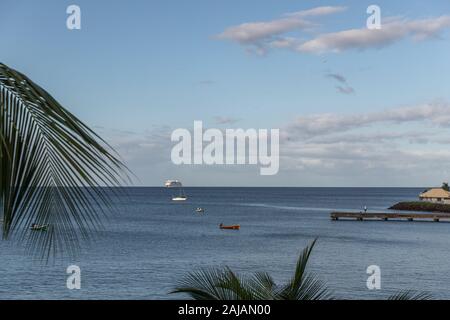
[{"xmin": 1, "ymin": 187, "xmax": 449, "ymax": 300}]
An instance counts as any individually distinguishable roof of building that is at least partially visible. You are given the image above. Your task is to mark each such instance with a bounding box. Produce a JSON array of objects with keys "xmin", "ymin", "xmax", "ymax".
[{"xmin": 419, "ymin": 188, "xmax": 450, "ymax": 199}]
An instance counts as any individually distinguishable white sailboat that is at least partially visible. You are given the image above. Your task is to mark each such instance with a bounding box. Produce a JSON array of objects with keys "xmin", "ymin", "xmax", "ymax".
[{"xmin": 172, "ymin": 195, "xmax": 187, "ymax": 201}]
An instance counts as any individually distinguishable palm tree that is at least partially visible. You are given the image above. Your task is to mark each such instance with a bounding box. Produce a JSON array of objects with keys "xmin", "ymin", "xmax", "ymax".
[
  {"xmin": 0, "ymin": 62, "xmax": 128, "ymax": 258},
  {"xmin": 171, "ymin": 239, "xmax": 332, "ymax": 300},
  {"xmin": 171, "ymin": 239, "xmax": 432, "ymax": 300}
]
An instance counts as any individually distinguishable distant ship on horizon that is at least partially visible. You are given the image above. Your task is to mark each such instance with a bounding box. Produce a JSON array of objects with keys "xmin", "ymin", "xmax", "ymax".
[
  {"xmin": 164, "ymin": 180, "xmax": 182, "ymax": 188},
  {"xmin": 165, "ymin": 180, "xmax": 187, "ymax": 201}
]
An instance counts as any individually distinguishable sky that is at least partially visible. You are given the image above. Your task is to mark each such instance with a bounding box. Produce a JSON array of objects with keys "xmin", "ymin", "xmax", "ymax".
[{"xmin": 2, "ymin": 0, "xmax": 450, "ymax": 186}]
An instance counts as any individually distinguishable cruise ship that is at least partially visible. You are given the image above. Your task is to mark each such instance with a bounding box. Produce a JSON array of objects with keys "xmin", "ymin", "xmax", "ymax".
[
  {"xmin": 165, "ymin": 180, "xmax": 187, "ymax": 201},
  {"xmin": 164, "ymin": 180, "xmax": 182, "ymax": 188}
]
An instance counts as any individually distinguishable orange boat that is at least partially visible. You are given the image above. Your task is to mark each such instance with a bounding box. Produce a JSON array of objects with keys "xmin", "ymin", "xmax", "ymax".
[{"xmin": 219, "ymin": 223, "xmax": 240, "ymax": 230}]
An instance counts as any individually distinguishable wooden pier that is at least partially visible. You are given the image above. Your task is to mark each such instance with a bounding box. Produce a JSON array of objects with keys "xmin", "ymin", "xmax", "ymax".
[{"xmin": 330, "ymin": 211, "xmax": 450, "ymax": 222}]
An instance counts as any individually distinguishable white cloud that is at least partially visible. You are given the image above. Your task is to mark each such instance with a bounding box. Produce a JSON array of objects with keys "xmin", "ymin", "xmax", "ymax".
[
  {"xmin": 285, "ymin": 101, "xmax": 450, "ymax": 138},
  {"xmin": 275, "ymin": 100, "xmax": 450, "ymax": 185},
  {"xmin": 269, "ymin": 37, "xmax": 299, "ymax": 49},
  {"xmin": 286, "ymin": 6, "xmax": 347, "ymax": 18},
  {"xmin": 297, "ymin": 16, "xmax": 450, "ymax": 53},
  {"xmin": 217, "ymin": 17, "xmax": 310, "ymax": 44},
  {"xmin": 218, "ymin": 12, "xmax": 450, "ymax": 55},
  {"xmin": 215, "ymin": 6, "xmax": 346, "ymax": 54}
]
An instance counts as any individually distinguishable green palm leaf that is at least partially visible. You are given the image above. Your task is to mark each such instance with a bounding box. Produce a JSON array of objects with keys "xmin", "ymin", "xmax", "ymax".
[
  {"xmin": 277, "ymin": 239, "xmax": 332, "ymax": 300},
  {"xmin": 171, "ymin": 268, "xmax": 240, "ymax": 300},
  {"xmin": 245, "ymin": 272, "xmax": 277, "ymax": 300},
  {"xmin": 387, "ymin": 290, "xmax": 432, "ymax": 300},
  {"xmin": 216, "ymin": 267, "xmax": 258, "ymax": 300},
  {"xmin": 171, "ymin": 239, "xmax": 332, "ymax": 300},
  {"xmin": 172, "ymin": 239, "xmax": 430, "ymax": 300},
  {"xmin": 172, "ymin": 267, "xmax": 276, "ymax": 300},
  {"xmin": 0, "ymin": 62, "xmax": 129, "ymax": 258}
]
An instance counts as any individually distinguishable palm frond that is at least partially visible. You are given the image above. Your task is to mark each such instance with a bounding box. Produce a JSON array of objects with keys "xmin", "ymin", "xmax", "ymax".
[
  {"xmin": 0, "ymin": 62, "xmax": 129, "ymax": 259},
  {"xmin": 245, "ymin": 272, "xmax": 277, "ymax": 300},
  {"xmin": 171, "ymin": 239, "xmax": 432, "ymax": 301},
  {"xmin": 170, "ymin": 268, "xmax": 239, "ymax": 300},
  {"xmin": 171, "ymin": 239, "xmax": 333, "ymax": 300},
  {"xmin": 171, "ymin": 268, "xmax": 276, "ymax": 300},
  {"xmin": 387, "ymin": 290, "xmax": 432, "ymax": 300},
  {"xmin": 216, "ymin": 267, "xmax": 262, "ymax": 300},
  {"xmin": 281, "ymin": 272, "xmax": 332, "ymax": 300},
  {"xmin": 277, "ymin": 238, "xmax": 331, "ymax": 300}
]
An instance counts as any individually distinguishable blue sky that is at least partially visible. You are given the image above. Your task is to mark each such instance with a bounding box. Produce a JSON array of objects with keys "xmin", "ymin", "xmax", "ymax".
[{"xmin": 2, "ymin": 0, "xmax": 450, "ymax": 186}]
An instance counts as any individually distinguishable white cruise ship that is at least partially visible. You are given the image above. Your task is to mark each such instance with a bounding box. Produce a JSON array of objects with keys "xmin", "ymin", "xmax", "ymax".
[{"xmin": 164, "ymin": 180, "xmax": 181, "ymax": 188}]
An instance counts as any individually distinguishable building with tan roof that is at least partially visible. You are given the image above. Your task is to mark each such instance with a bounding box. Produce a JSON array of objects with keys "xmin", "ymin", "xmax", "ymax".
[{"xmin": 419, "ymin": 188, "xmax": 450, "ymax": 204}]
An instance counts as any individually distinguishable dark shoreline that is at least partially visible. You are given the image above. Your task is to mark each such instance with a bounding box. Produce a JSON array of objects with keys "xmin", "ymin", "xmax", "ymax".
[{"xmin": 389, "ymin": 201, "xmax": 450, "ymax": 213}]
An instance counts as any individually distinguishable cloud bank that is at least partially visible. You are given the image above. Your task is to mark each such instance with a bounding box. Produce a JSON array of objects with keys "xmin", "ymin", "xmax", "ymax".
[
  {"xmin": 216, "ymin": 6, "xmax": 346, "ymax": 55},
  {"xmin": 297, "ymin": 16, "xmax": 450, "ymax": 53},
  {"xmin": 285, "ymin": 101, "xmax": 450, "ymax": 138},
  {"xmin": 217, "ymin": 8, "xmax": 450, "ymax": 55},
  {"xmin": 278, "ymin": 100, "xmax": 450, "ymax": 185},
  {"xmin": 102, "ymin": 101, "xmax": 450, "ymax": 186}
]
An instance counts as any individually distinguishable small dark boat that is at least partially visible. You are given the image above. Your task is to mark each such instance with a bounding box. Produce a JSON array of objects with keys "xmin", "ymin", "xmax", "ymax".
[
  {"xmin": 219, "ymin": 223, "xmax": 240, "ymax": 230},
  {"xmin": 196, "ymin": 207, "xmax": 205, "ymax": 213},
  {"xmin": 30, "ymin": 224, "xmax": 48, "ymax": 231}
]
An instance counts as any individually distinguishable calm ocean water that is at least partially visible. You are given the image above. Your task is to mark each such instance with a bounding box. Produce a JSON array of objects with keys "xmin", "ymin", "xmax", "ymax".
[{"xmin": 1, "ymin": 187, "xmax": 449, "ymax": 300}]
